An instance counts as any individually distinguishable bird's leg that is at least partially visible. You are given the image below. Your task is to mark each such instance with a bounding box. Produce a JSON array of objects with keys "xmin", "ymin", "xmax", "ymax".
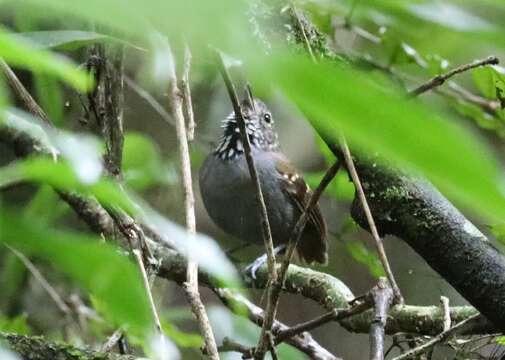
[{"xmin": 243, "ymin": 244, "xmax": 286, "ymax": 280}]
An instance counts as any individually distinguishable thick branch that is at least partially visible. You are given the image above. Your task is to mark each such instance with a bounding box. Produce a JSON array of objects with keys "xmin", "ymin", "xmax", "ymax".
[
  {"xmin": 283, "ymin": 5, "xmax": 505, "ymax": 332},
  {"xmin": 1, "ymin": 332, "xmax": 135, "ymax": 360}
]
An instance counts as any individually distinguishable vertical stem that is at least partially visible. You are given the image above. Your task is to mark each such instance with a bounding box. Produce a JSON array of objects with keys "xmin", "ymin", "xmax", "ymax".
[{"xmin": 170, "ymin": 45, "xmax": 219, "ymax": 360}]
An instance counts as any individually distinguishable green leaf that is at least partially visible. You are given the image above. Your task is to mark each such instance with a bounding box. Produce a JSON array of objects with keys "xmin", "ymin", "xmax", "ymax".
[
  {"xmin": 123, "ymin": 132, "xmax": 176, "ymax": 190},
  {"xmin": 34, "ymin": 73, "xmax": 65, "ymax": 126},
  {"xmin": 162, "ymin": 323, "xmax": 203, "ymax": 348},
  {"xmin": 345, "ymin": 240, "xmax": 385, "ymax": 278},
  {"xmin": 0, "ymin": 313, "xmax": 32, "ymax": 335},
  {"xmin": 254, "ymin": 52, "xmax": 505, "ymax": 221},
  {"xmin": 0, "ymin": 213, "xmax": 154, "ymax": 336},
  {"xmin": 0, "ymin": 27, "xmax": 93, "ymax": 92},
  {"xmin": 12, "ymin": 30, "xmax": 141, "ymax": 51}
]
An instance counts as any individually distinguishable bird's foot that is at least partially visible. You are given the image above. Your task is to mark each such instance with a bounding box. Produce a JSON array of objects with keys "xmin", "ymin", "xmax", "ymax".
[{"xmin": 243, "ymin": 245, "xmax": 287, "ymax": 280}]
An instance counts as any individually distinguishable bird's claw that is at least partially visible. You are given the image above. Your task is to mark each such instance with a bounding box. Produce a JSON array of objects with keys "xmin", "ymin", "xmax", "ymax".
[{"xmin": 244, "ymin": 253, "xmax": 268, "ymax": 280}]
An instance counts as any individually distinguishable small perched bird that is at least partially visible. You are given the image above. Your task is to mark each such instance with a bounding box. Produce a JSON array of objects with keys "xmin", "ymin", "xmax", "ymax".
[{"xmin": 199, "ymin": 92, "xmax": 327, "ymax": 271}]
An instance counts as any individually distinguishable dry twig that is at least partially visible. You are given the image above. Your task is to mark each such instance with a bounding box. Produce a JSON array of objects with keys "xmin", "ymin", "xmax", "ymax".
[
  {"xmin": 408, "ymin": 56, "xmax": 499, "ymax": 97},
  {"xmin": 7, "ymin": 246, "xmax": 70, "ymax": 316},
  {"xmin": 341, "ymin": 138, "xmax": 403, "ymax": 303},
  {"xmin": 391, "ymin": 313, "xmax": 481, "ymax": 360},
  {"xmin": 170, "ymin": 45, "xmax": 219, "ymax": 359}
]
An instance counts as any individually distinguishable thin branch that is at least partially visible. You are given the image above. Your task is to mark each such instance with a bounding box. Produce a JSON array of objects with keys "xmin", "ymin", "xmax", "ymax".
[
  {"xmin": 391, "ymin": 313, "xmax": 481, "ymax": 360},
  {"xmin": 124, "ymin": 75, "xmax": 174, "ymax": 126},
  {"xmin": 369, "ymin": 278, "xmax": 394, "ymax": 360},
  {"xmin": 440, "ymin": 296, "xmax": 451, "ymax": 331},
  {"xmin": 0, "ymin": 58, "xmax": 51, "ymax": 124},
  {"xmin": 218, "ymin": 337, "xmax": 254, "ymax": 358},
  {"xmin": 169, "ymin": 44, "xmax": 219, "ymax": 360},
  {"xmin": 101, "ymin": 328, "xmax": 124, "ymax": 353},
  {"xmin": 181, "ymin": 44, "xmax": 195, "ymax": 141},
  {"xmin": 7, "ymin": 245, "xmax": 71, "ymax": 316},
  {"xmin": 274, "ymin": 295, "xmax": 372, "ymax": 345},
  {"xmin": 341, "ymin": 138, "xmax": 403, "ymax": 304},
  {"xmin": 214, "ymin": 287, "xmax": 340, "ymax": 360},
  {"xmin": 409, "ymin": 56, "xmax": 499, "ymax": 97},
  {"xmin": 215, "ymin": 51, "xmax": 278, "ymax": 360},
  {"xmin": 133, "ymin": 249, "xmax": 163, "ymax": 333}
]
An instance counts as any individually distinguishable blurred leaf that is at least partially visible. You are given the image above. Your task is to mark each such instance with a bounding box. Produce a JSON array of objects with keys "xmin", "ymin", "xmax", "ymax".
[
  {"xmin": 0, "ymin": 313, "xmax": 32, "ymax": 335},
  {"xmin": 305, "ymin": 171, "xmax": 353, "ymax": 201},
  {"xmin": 407, "ymin": 2, "xmax": 494, "ymax": 32},
  {"xmin": 0, "ymin": 253, "xmax": 27, "ymax": 314},
  {"xmin": 12, "ymin": 30, "xmax": 142, "ymax": 51},
  {"xmin": 496, "ymin": 336, "xmax": 505, "ymax": 345},
  {"xmin": 472, "ymin": 67, "xmax": 505, "ymax": 120},
  {"xmin": 162, "ymin": 323, "xmax": 203, "ymax": 348},
  {"xmin": 0, "ymin": 28, "xmax": 92, "ymax": 92},
  {"xmin": 34, "ymin": 73, "xmax": 64, "ymax": 126},
  {"xmin": 345, "ymin": 240, "xmax": 385, "ymax": 278},
  {"xmin": 0, "ymin": 213, "xmax": 154, "ymax": 336},
  {"xmin": 1, "ymin": 0, "xmax": 251, "ymax": 59},
  {"xmin": 0, "ymin": 157, "xmax": 135, "ymax": 214},
  {"xmin": 0, "ymin": 155, "xmax": 240, "ymax": 285},
  {"xmin": 490, "ymin": 223, "xmax": 505, "ymax": 244},
  {"xmin": 123, "ymin": 132, "xmax": 176, "ymax": 190},
  {"xmin": 4, "ymin": 108, "xmax": 104, "ymax": 184},
  {"xmin": 24, "ymin": 185, "xmax": 70, "ymax": 225},
  {"xmin": 253, "ymin": 52, "xmax": 505, "ymax": 221}
]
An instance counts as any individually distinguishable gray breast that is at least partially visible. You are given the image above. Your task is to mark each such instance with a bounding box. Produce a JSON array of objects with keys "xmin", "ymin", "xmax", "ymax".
[{"xmin": 199, "ymin": 150, "xmax": 297, "ymax": 245}]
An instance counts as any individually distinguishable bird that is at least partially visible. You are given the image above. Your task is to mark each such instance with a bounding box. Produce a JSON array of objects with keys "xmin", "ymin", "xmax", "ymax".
[{"xmin": 199, "ymin": 90, "xmax": 327, "ymax": 275}]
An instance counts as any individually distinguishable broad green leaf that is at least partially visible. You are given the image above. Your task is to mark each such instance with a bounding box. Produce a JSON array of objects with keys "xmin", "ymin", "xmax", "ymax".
[
  {"xmin": 12, "ymin": 30, "xmax": 142, "ymax": 51},
  {"xmin": 0, "ymin": 28, "xmax": 92, "ymax": 92},
  {"xmin": 123, "ymin": 132, "xmax": 176, "ymax": 190},
  {"xmin": 0, "ymin": 213, "xmax": 154, "ymax": 335},
  {"xmin": 0, "ymin": 156, "xmax": 240, "ymax": 286},
  {"xmin": 253, "ymin": 52, "xmax": 505, "ymax": 221},
  {"xmin": 0, "ymin": 0, "xmax": 250, "ymax": 56},
  {"xmin": 0, "ymin": 158, "xmax": 135, "ymax": 214}
]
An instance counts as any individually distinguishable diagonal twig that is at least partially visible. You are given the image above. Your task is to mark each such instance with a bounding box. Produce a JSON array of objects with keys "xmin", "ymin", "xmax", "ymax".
[
  {"xmin": 408, "ymin": 56, "xmax": 499, "ymax": 97},
  {"xmin": 7, "ymin": 245, "xmax": 71, "ymax": 316},
  {"xmin": 215, "ymin": 50, "xmax": 278, "ymax": 360},
  {"xmin": 391, "ymin": 313, "xmax": 481, "ymax": 360},
  {"xmin": 341, "ymin": 138, "xmax": 403, "ymax": 304}
]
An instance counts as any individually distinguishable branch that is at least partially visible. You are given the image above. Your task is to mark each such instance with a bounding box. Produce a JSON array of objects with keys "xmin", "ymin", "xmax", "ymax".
[
  {"xmin": 0, "ymin": 55, "xmax": 497, "ymax": 344},
  {"xmin": 369, "ymin": 278, "xmax": 394, "ymax": 360},
  {"xmin": 408, "ymin": 56, "xmax": 499, "ymax": 97},
  {"xmin": 6, "ymin": 246, "xmax": 71, "ymax": 316},
  {"xmin": 168, "ymin": 44, "xmax": 219, "ymax": 359},
  {"xmin": 281, "ymin": 3, "xmax": 505, "ymax": 332},
  {"xmin": 391, "ymin": 313, "xmax": 481, "ymax": 360},
  {"xmin": 1, "ymin": 332, "xmax": 135, "ymax": 360},
  {"xmin": 214, "ymin": 287, "xmax": 340, "ymax": 360},
  {"xmin": 215, "ymin": 51, "xmax": 278, "ymax": 360},
  {"xmin": 341, "ymin": 139, "xmax": 402, "ymax": 303}
]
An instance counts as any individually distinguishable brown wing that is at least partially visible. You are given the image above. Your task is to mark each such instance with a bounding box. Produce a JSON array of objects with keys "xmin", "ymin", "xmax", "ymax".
[{"xmin": 275, "ymin": 154, "xmax": 328, "ymax": 264}]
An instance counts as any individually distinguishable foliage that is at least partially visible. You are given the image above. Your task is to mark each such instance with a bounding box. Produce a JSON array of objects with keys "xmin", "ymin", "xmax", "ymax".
[{"xmin": 0, "ymin": 0, "xmax": 505, "ymax": 357}]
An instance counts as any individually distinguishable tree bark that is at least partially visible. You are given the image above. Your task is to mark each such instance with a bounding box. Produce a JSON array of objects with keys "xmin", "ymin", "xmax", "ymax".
[{"xmin": 1, "ymin": 332, "xmax": 135, "ymax": 360}]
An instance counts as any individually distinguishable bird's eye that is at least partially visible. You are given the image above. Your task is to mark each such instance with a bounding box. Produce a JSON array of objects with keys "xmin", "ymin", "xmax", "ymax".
[{"xmin": 263, "ymin": 113, "xmax": 272, "ymax": 123}]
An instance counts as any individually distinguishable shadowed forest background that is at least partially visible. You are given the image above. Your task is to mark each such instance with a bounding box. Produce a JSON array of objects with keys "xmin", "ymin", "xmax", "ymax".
[{"xmin": 1, "ymin": 1, "xmax": 505, "ymax": 359}]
